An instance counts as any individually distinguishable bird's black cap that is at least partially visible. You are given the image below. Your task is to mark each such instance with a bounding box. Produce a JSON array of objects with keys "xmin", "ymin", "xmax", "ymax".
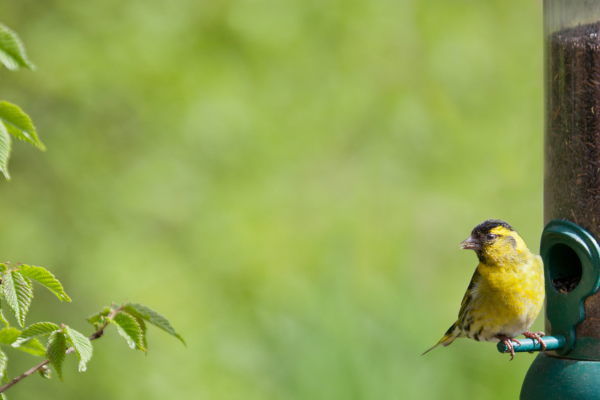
[{"xmin": 471, "ymin": 219, "xmax": 515, "ymax": 236}]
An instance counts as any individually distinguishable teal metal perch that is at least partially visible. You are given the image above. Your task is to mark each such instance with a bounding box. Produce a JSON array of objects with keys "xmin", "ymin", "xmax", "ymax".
[{"xmin": 497, "ymin": 336, "xmax": 566, "ymax": 354}]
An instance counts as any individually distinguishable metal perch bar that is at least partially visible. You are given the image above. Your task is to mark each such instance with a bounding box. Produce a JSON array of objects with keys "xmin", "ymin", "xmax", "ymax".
[{"xmin": 496, "ymin": 336, "xmax": 566, "ymax": 354}]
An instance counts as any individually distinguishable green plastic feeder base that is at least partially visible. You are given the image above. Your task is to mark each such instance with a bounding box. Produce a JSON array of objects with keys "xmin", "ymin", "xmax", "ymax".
[{"xmin": 521, "ymin": 353, "xmax": 600, "ymax": 399}]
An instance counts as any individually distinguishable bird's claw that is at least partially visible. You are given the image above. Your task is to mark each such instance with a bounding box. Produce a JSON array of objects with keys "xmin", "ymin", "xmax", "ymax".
[
  {"xmin": 523, "ymin": 331, "xmax": 547, "ymax": 351},
  {"xmin": 498, "ymin": 335, "xmax": 520, "ymax": 361}
]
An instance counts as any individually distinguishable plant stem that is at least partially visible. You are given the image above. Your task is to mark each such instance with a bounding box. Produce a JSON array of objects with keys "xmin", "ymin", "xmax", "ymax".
[{"xmin": 0, "ymin": 306, "xmax": 124, "ymax": 394}]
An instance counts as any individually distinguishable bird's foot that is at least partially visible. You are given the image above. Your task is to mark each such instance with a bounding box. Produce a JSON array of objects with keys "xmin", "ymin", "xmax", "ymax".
[
  {"xmin": 523, "ymin": 331, "xmax": 546, "ymax": 351},
  {"xmin": 498, "ymin": 335, "xmax": 521, "ymax": 361}
]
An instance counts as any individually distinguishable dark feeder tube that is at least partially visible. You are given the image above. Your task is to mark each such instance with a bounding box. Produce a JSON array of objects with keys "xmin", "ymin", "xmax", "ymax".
[{"xmin": 513, "ymin": 1, "xmax": 600, "ymax": 399}]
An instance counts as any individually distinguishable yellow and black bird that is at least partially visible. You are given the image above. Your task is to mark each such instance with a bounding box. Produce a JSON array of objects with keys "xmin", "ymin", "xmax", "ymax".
[{"xmin": 422, "ymin": 219, "xmax": 545, "ymax": 360}]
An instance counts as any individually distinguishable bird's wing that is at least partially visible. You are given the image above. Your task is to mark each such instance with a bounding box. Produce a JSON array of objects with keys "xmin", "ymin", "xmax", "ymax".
[
  {"xmin": 458, "ymin": 268, "xmax": 480, "ymax": 320},
  {"xmin": 422, "ymin": 267, "xmax": 481, "ymax": 356}
]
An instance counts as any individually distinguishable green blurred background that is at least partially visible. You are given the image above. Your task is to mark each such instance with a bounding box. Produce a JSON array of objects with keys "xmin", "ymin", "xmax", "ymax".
[{"xmin": 0, "ymin": 0, "xmax": 543, "ymax": 398}]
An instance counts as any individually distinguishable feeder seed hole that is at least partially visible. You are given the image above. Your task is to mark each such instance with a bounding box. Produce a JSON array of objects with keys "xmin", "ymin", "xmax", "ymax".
[{"xmin": 549, "ymin": 243, "xmax": 582, "ymax": 293}]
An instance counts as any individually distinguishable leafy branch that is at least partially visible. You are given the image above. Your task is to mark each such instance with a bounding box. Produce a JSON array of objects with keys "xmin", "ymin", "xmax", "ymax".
[
  {"xmin": 0, "ymin": 23, "xmax": 44, "ymax": 180},
  {"xmin": 0, "ymin": 263, "xmax": 184, "ymax": 395},
  {"xmin": 0, "ymin": 300, "xmax": 183, "ymax": 394},
  {"xmin": 0, "ymin": 24, "xmax": 185, "ymax": 396}
]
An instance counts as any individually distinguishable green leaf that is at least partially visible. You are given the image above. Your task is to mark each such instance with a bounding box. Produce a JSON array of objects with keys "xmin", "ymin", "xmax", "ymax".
[
  {"xmin": 0, "ymin": 265, "xmax": 10, "ymax": 325},
  {"xmin": 1, "ymin": 271, "xmax": 32, "ymax": 327},
  {"xmin": 0, "ymin": 350, "xmax": 7, "ymax": 380},
  {"xmin": 14, "ymin": 338, "xmax": 45, "ymax": 357},
  {"xmin": 86, "ymin": 307, "xmax": 110, "ymax": 329},
  {"xmin": 0, "ymin": 326, "xmax": 44, "ymax": 356},
  {"xmin": 0, "ymin": 102, "xmax": 44, "ymax": 150},
  {"xmin": 0, "ymin": 327, "xmax": 20, "ymax": 344},
  {"xmin": 13, "ymin": 322, "xmax": 59, "ymax": 346},
  {"xmin": 17, "ymin": 265, "xmax": 70, "ymax": 302},
  {"xmin": 38, "ymin": 365, "xmax": 51, "ymax": 379},
  {"xmin": 0, "ymin": 297, "xmax": 9, "ymax": 327},
  {"xmin": 124, "ymin": 303, "xmax": 185, "ymax": 345},
  {"xmin": 63, "ymin": 326, "xmax": 92, "ymax": 372},
  {"xmin": 0, "ymin": 24, "xmax": 35, "ymax": 71},
  {"xmin": 112, "ymin": 311, "xmax": 145, "ymax": 351},
  {"xmin": 0, "ymin": 122, "xmax": 11, "ymax": 180},
  {"xmin": 130, "ymin": 313, "xmax": 147, "ymax": 350},
  {"xmin": 46, "ymin": 332, "xmax": 67, "ymax": 381}
]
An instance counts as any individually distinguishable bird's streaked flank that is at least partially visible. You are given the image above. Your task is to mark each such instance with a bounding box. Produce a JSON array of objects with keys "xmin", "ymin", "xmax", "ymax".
[{"xmin": 423, "ymin": 219, "xmax": 546, "ymax": 360}]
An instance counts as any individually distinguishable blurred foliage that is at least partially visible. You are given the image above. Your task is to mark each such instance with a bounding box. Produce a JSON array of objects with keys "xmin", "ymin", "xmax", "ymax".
[
  {"xmin": 0, "ymin": 0, "xmax": 542, "ymax": 399},
  {"xmin": 0, "ymin": 23, "xmax": 42, "ymax": 179}
]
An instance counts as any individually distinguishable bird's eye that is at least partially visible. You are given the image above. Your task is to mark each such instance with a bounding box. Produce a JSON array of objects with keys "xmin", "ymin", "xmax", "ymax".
[{"xmin": 487, "ymin": 234, "xmax": 497, "ymax": 240}]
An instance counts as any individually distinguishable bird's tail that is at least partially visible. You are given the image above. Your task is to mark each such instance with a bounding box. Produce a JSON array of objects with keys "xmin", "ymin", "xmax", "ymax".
[{"xmin": 422, "ymin": 322, "xmax": 459, "ymax": 356}]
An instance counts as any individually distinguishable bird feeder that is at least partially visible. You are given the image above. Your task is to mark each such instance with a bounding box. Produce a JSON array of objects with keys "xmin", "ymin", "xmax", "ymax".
[{"xmin": 496, "ymin": 1, "xmax": 600, "ymax": 398}]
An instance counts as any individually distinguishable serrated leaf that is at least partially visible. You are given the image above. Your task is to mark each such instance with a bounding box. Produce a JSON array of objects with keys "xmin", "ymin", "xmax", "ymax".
[
  {"xmin": 38, "ymin": 365, "xmax": 51, "ymax": 379},
  {"xmin": 130, "ymin": 313, "xmax": 147, "ymax": 350},
  {"xmin": 0, "ymin": 102, "xmax": 44, "ymax": 150},
  {"xmin": 2, "ymin": 271, "xmax": 32, "ymax": 327},
  {"xmin": 0, "ymin": 350, "xmax": 6, "ymax": 380},
  {"xmin": 0, "ymin": 24, "xmax": 34, "ymax": 71},
  {"xmin": 112, "ymin": 312, "xmax": 145, "ymax": 351},
  {"xmin": 0, "ymin": 297, "xmax": 9, "ymax": 327},
  {"xmin": 0, "ymin": 266, "xmax": 9, "ymax": 325},
  {"xmin": 0, "ymin": 327, "xmax": 20, "ymax": 344},
  {"xmin": 14, "ymin": 337, "xmax": 45, "ymax": 357},
  {"xmin": 17, "ymin": 265, "xmax": 70, "ymax": 302},
  {"xmin": 0, "ymin": 122, "xmax": 11, "ymax": 180},
  {"xmin": 124, "ymin": 303, "xmax": 185, "ymax": 345},
  {"xmin": 86, "ymin": 307, "xmax": 110, "ymax": 329},
  {"xmin": 46, "ymin": 332, "xmax": 67, "ymax": 381},
  {"xmin": 63, "ymin": 326, "xmax": 92, "ymax": 372},
  {"xmin": 13, "ymin": 322, "xmax": 59, "ymax": 346},
  {"xmin": 0, "ymin": 326, "xmax": 43, "ymax": 355}
]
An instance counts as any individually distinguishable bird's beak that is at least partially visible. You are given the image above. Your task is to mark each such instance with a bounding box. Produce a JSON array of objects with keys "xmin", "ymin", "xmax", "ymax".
[{"xmin": 459, "ymin": 235, "xmax": 482, "ymax": 250}]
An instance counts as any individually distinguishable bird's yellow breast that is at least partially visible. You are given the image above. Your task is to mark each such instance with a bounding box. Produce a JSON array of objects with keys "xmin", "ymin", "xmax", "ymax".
[{"xmin": 465, "ymin": 255, "xmax": 544, "ymax": 340}]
